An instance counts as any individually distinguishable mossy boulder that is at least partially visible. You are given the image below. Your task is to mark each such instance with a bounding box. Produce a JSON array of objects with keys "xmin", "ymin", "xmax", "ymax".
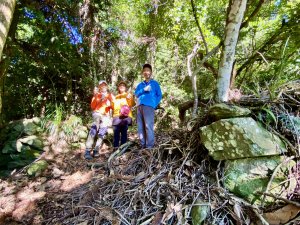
[
  {"xmin": 208, "ymin": 103, "xmax": 251, "ymax": 120},
  {"xmin": 191, "ymin": 201, "xmax": 210, "ymax": 225},
  {"xmin": 0, "ymin": 118, "xmax": 42, "ymax": 145},
  {"xmin": 224, "ymin": 156, "xmax": 296, "ymax": 206},
  {"xmin": 200, "ymin": 117, "xmax": 287, "ymax": 160},
  {"xmin": 27, "ymin": 160, "xmax": 48, "ymax": 176},
  {"xmin": 2, "ymin": 136, "xmax": 43, "ymax": 154},
  {"xmin": 0, "ymin": 118, "xmax": 45, "ymax": 176},
  {"xmin": 17, "ymin": 135, "xmax": 44, "ymax": 151}
]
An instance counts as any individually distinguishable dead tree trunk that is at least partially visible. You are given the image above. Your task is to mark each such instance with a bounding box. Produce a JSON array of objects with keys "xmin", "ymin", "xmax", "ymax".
[{"xmin": 178, "ymin": 98, "xmax": 210, "ymax": 124}]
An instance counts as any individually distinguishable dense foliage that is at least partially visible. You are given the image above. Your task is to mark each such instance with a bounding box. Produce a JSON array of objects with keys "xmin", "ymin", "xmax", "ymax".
[{"xmin": 0, "ymin": 0, "xmax": 299, "ymax": 123}]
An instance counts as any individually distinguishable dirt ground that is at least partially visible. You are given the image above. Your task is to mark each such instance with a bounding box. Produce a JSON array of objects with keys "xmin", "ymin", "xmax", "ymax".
[{"xmin": 1, "ymin": 129, "xmax": 300, "ymax": 225}]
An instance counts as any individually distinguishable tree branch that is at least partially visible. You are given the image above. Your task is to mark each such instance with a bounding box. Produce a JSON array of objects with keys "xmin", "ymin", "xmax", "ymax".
[
  {"xmin": 190, "ymin": 0, "xmax": 208, "ymax": 54},
  {"xmin": 199, "ymin": 42, "xmax": 222, "ymax": 65},
  {"xmin": 188, "ymin": 42, "xmax": 222, "ymax": 80},
  {"xmin": 187, "ymin": 43, "xmax": 200, "ymax": 117},
  {"xmin": 191, "ymin": 0, "xmax": 265, "ymax": 77},
  {"xmin": 240, "ymin": 0, "xmax": 265, "ymax": 30},
  {"xmin": 198, "ymin": 52, "xmax": 218, "ymax": 79},
  {"xmin": 178, "ymin": 98, "xmax": 210, "ymax": 124},
  {"xmin": 236, "ymin": 30, "xmax": 280, "ymax": 77}
]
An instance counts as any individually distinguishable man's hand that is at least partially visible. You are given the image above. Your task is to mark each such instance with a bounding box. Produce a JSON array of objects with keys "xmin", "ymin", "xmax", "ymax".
[
  {"xmin": 101, "ymin": 93, "xmax": 106, "ymax": 101},
  {"xmin": 144, "ymin": 85, "xmax": 151, "ymax": 92}
]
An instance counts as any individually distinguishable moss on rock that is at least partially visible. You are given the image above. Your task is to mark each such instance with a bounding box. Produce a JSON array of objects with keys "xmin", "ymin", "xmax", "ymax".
[
  {"xmin": 208, "ymin": 103, "xmax": 251, "ymax": 120},
  {"xmin": 224, "ymin": 156, "xmax": 296, "ymax": 206},
  {"xmin": 27, "ymin": 160, "xmax": 48, "ymax": 176},
  {"xmin": 200, "ymin": 117, "xmax": 287, "ymax": 160}
]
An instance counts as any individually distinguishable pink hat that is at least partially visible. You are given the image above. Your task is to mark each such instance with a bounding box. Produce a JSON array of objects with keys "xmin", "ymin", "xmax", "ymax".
[{"xmin": 120, "ymin": 105, "xmax": 130, "ymax": 117}]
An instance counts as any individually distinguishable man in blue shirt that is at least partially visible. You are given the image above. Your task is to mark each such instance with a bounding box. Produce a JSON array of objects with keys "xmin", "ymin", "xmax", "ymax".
[{"xmin": 135, "ymin": 64, "xmax": 162, "ymax": 149}]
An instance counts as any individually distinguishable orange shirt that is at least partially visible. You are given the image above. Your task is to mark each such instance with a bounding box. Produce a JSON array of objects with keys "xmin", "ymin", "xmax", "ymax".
[
  {"xmin": 112, "ymin": 92, "xmax": 134, "ymax": 118},
  {"xmin": 91, "ymin": 92, "xmax": 114, "ymax": 115}
]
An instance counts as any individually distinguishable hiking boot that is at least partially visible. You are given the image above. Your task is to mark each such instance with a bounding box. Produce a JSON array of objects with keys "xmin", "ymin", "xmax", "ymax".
[
  {"xmin": 93, "ymin": 149, "xmax": 100, "ymax": 158},
  {"xmin": 84, "ymin": 150, "xmax": 93, "ymax": 160}
]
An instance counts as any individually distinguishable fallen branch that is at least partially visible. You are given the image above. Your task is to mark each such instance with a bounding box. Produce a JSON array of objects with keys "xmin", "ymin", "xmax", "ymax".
[
  {"xmin": 108, "ymin": 141, "xmax": 134, "ymax": 175},
  {"xmin": 229, "ymin": 195, "xmax": 269, "ymax": 225},
  {"xmin": 259, "ymin": 192, "xmax": 300, "ymax": 208}
]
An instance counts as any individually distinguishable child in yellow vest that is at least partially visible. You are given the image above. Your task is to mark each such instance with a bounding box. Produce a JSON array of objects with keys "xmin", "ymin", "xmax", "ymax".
[{"xmin": 112, "ymin": 81, "xmax": 134, "ymax": 148}]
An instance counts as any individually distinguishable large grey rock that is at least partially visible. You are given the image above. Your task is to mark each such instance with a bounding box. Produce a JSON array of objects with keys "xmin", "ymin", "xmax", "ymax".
[
  {"xmin": 2, "ymin": 135, "xmax": 43, "ymax": 154},
  {"xmin": 200, "ymin": 117, "xmax": 287, "ymax": 160},
  {"xmin": 23, "ymin": 121, "xmax": 39, "ymax": 135},
  {"xmin": 208, "ymin": 103, "xmax": 251, "ymax": 120},
  {"xmin": 0, "ymin": 118, "xmax": 42, "ymax": 143},
  {"xmin": 224, "ymin": 156, "xmax": 296, "ymax": 206},
  {"xmin": 0, "ymin": 118, "xmax": 44, "ymax": 172},
  {"xmin": 5, "ymin": 119, "xmax": 33, "ymax": 135}
]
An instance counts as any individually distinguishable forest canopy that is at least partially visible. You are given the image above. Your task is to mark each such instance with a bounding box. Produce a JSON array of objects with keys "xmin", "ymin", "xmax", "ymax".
[{"xmin": 0, "ymin": 0, "xmax": 299, "ymax": 124}]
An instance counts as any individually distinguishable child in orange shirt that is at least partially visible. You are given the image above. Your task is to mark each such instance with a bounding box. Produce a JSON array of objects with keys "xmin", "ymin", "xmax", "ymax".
[
  {"xmin": 112, "ymin": 81, "xmax": 134, "ymax": 148},
  {"xmin": 84, "ymin": 80, "xmax": 114, "ymax": 160}
]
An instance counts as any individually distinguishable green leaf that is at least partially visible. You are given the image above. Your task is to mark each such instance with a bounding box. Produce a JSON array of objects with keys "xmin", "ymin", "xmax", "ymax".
[{"xmin": 262, "ymin": 107, "xmax": 277, "ymax": 125}]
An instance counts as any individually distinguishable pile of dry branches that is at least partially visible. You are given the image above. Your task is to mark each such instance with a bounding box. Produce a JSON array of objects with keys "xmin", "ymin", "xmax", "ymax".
[
  {"xmin": 34, "ymin": 126, "xmax": 298, "ymax": 225},
  {"xmin": 39, "ymin": 130, "xmax": 214, "ymax": 224},
  {"xmin": 237, "ymin": 80, "xmax": 300, "ymax": 156},
  {"xmin": 36, "ymin": 81, "xmax": 300, "ymax": 224}
]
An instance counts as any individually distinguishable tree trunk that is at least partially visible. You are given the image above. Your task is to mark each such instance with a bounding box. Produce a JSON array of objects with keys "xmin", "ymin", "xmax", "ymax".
[
  {"xmin": 187, "ymin": 43, "xmax": 200, "ymax": 117},
  {"xmin": 111, "ymin": 68, "xmax": 118, "ymax": 87},
  {"xmin": 149, "ymin": 39, "xmax": 157, "ymax": 69},
  {"xmin": 216, "ymin": 0, "xmax": 247, "ymax": 102},
  {"xmin": 0, "ymin": 59, "xmax": 8, "ymax": 123},
  {"xmin": 0, "ymin": 0, "xmax": 16, "ymax": 124},
  {"xmin": 0, "ymin": 0, "xmax": 16, "ymax": 61},
  {"xmin": 79, "ymin": 0, "xmax": 99, "ymax": 84},
  {"xmin": 172, "ymin": 44, "xmax": 179, "ymax": 79}
]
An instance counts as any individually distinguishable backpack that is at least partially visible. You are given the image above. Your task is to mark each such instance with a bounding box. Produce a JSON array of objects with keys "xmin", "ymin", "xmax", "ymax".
[{"xmin": 120, "ymin": 105, "xmax": 130, "ymax": 117}]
